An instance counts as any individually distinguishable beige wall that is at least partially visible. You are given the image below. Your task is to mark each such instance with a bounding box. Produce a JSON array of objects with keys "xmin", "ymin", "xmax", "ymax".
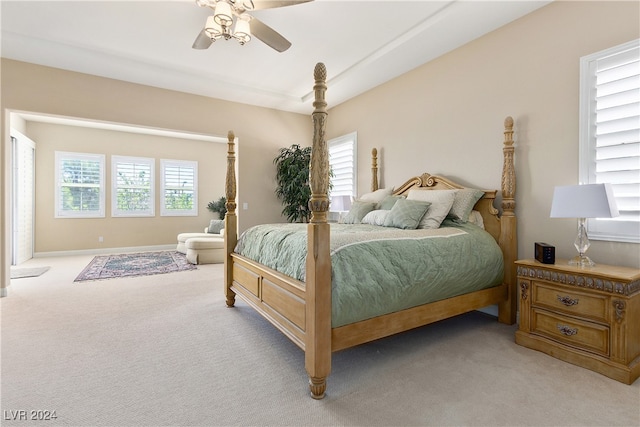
[
  {"xmin": 328, "ymin": 0, "xmax": 639, "ymax": 269},
  {"xmin": 26, "ymin": 121, "xmax": 228, "ymax": 252},
  {"xmin": 2, "ymin": 1, "xmax": 639, "ymax": 296},
  {"xmin": 1, "ymin": 59, "xmax": 311, "ymax": 292}
]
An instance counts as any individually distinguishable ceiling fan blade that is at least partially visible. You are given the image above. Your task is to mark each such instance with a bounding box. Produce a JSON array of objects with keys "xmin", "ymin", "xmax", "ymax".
[
  {"xmin": 251, "ymin": 0, "xmax": 313, "ymax": 11},
  {"xmin": 249, "ymin": 17, "xmax": 291, "ymax": 52},
  {"xmin": 192, "ymin": 30, "xmax": 213, "ymax": 49}
]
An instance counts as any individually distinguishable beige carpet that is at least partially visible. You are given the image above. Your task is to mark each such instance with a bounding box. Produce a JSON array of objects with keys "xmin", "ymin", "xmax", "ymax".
[{"xmin": 1, "ymin": 255, "xmax": 638, "ymax": 426}]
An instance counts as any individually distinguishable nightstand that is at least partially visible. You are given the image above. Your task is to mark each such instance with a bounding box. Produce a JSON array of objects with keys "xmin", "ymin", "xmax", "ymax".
[{"xmin": 515, "ymin": 259, "xmax": 640, "ymax": 384}]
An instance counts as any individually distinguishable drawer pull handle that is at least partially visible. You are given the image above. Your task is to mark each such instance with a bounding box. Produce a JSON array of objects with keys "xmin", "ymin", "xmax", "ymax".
[
  {"xmin": 557, "ymin": 295, "xmax": 579, "ymax": 306},
  {"xmin": 557, "ymin": 325, "xmax": 578, "ymax": 336}
]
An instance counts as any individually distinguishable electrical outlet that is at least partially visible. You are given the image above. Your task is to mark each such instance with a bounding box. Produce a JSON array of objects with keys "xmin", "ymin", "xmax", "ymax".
[
  {"xmin": 243, "ymin": 202, "xmax": 248, "ymax": 210},
  {"xmin": 98, "ymin": 236, "xmax": 104, "ymax": 242}
]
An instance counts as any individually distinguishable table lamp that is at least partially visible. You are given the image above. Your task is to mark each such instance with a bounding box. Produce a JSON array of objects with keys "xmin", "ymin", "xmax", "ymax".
[
  {"xmin": 550, "ymin": 183, "xmax": 619, "ymax": 267},
  {"xmin": 330, "ymin": 195, "xmax": 352, "ymax": 212}
]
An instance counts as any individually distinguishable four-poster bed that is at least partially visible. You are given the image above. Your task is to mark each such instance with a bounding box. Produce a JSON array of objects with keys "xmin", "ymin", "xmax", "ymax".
[{"xmin": 222, "ymin": 63, "xmax": 517, "ymax": 399}]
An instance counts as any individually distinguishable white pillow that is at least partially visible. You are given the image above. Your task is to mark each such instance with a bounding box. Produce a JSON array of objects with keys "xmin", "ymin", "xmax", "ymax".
[
  {"xmin": 406, "ymin": 189, "xmax": 456, "ymax": 229},
  {"xmin": 359, "ymin": 188, "xmax": 393, "ymax": 206},
  {"xmin": 467, "ymin": 210, "xmax": 485, "ymax": 229},
  {"xmin": 361, "ymin": 209, "xmax": 390, "ymax": 226}
]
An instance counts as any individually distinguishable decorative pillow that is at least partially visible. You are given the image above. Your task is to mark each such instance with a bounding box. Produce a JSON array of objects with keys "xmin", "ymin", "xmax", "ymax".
[
  {"xmin": 383, "ymin": 199, "xmax": 431, "ymax": 230},
  {"xmin": 361, "ymin": 209, "xmax": 390, "ymax": 226},
  {"xmin": 359, "ymin": 188, "xmax": 393, "ymax": 207},
  {"xmin": 448, "ymin": 188, "xmax": 485, "ymax": 223},
  {"xmin": 207, "ymin": 219, "xmax": 225, "ymax": 234},
  {"xmin": 341, "ymin": 200, "xmax": 377, "ymax": 224},
  {"xmin": 406, "ymin": 189, "xmax": 456, "ymax": 229},
  {"xmin": 379, "ymin": 195, "xmax": 405, "ymax": 210},
  {"xmin": 467, "ymin": 210, "xmax": 485, "ymax": 229}
]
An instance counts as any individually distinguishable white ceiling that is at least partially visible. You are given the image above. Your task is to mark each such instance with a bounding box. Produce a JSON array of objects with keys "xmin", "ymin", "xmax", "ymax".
[{"xmin": 1, "ymin": 0, "xmax": 551, "ymax": 114}]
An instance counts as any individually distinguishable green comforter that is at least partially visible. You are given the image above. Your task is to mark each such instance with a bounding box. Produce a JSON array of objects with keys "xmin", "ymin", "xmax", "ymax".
[{"xmin": 236, "ymin": 219, "xmax": 503, "ymax": 327}]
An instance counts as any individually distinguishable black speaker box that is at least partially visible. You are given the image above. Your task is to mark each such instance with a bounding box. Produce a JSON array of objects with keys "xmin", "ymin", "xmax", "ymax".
[{"xmin": 535, "ymin": 242, "xmax": 555, "ymax": 264}]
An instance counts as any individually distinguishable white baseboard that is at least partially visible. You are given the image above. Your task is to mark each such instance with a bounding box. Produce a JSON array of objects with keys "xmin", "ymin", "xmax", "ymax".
[
  {"xmin": 34, "ymin": 244, "xmax": 176, "ymax": 258},
  {"xmin": 477, "ymin": 304, "xmax": 520, "ymax": 324},
  {"xmin": 477, "ymin": 304, "xmax": 498, "ymax": 317}
]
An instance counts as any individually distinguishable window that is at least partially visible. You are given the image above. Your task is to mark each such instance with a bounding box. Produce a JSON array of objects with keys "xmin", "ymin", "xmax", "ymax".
[
  {"xmin": 160, "ymin": 159, "xmax": 198, "ymax": 216},
  {"xmin": 328, "ymin": 132, "xmax": 357, "ymax": 213},
  {"xmin": 55, "ymin": 151, "xmax": 105, "ymax": 218},
  {"xmin": 112, "ymin": 155, "xmax": 154, "ymax": 217},
  {"xmin": 580, "ymin": 39, "xmax": 640, "ymax": 243}
]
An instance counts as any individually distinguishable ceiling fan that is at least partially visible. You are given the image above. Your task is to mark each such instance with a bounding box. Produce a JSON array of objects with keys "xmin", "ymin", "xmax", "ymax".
[{"xmin": 192, "ymin": 0, "xmax": 312, "ymax": 52}]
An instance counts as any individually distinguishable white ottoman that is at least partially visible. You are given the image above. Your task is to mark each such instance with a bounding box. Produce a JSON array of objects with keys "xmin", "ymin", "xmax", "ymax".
[
  {"xmin": 177, "ymin": 232, "xmax": 218, "ymax": 254},
  {"xmin": 185, "ymin": 237, "xmax": 224, "ymax": 265}
]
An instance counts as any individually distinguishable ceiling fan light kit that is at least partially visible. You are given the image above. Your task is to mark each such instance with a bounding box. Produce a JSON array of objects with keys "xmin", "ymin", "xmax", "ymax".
[
  {"xmin": 193, "ymin": 0, "xmax": 312, "ymax": 52},
  {"xmin": 201, "ymin": 0, "xmax": 251, "ymax": 45}
]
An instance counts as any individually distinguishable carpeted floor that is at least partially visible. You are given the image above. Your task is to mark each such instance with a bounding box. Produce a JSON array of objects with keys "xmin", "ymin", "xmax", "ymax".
[
  {"xmin": 74, "ymin": 250, "xmax": 196, "ymax": 282},
  {"xmin": 2, "ymin": 255, "xmax": 639, "ymax": 426}
]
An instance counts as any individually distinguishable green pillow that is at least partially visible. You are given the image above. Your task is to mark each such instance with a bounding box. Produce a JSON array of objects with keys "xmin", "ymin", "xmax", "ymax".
[
  {"xmin": 208, "ymin": 219, "xmax": 225, "ymax": 234},
  {"xmin": 342, "ymin": 201, "xmax": 377, "ymax": 224},
  {"xmin": 383, "ymin": 199, "xmax": 431, "ymax": 230},
  {"xmin": 379, "ymin": 195, "xmax": 405, "ymax": 210},
  {"xmin": 448, "ymin": 188, "xmax": 485, "ymax": 223}
]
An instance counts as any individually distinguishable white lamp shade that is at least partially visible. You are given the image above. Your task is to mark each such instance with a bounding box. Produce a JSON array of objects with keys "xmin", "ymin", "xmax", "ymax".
[
  {"xmin": 331, "ymin": 195, "xmax": 352, "ymax": 212},
  {"xmin": 236, "ymin": 0, "xmax": 254, "ymax": 10},
  {"xmin": 233, "ymin": 15, "xmax": 251, "ymax": 43},
  {"xmin": 205, "ymin": 15, "xmax": 222, "ymax": 37},
  {"xmin": 550, "ymin": 183, "xmax": 619, "ymax": 218},
  {"xmin": 214, "ymin": 1, "xmax": 234, "ymax": 26}
]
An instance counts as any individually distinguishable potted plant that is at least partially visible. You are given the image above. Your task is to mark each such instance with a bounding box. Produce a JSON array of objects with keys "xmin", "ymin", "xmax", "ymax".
[
  {"xmin": 274, "ymin": 144, "xmax": 312, "ymax": 223},
  {"xmin": 274, "ymin": 144, "xmax": 334, "ymax": 223},
  {"xmin": 207, "ymin": 196, "xmax": 227, "ymax": 219}
]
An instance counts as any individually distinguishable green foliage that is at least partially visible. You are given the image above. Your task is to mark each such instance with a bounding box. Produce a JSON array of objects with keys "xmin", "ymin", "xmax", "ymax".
[
  {"xmin": 165, "ymin": 190, "xmax": 194, "ymax": 210},
  {"xmin": 116, "ymin": 170, "xmax": 151, "ymax": 211},
  {"xmin": 60, "ymin": 159, "xmax": 102, "ymax": 212},
  {"xmin": 207, "ymin": 196, "xmax": 227, "ymax": 219},
  {"xmin": 61, "ymin": 186, "xmax": 100, "ymax": 211},
  {"xmin": 274, "ymin": 145, "xmax": 312, "ymax": 223}
]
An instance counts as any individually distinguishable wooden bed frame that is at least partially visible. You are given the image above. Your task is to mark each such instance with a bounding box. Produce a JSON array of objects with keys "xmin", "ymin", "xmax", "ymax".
[{"xmin": 222, "ymin": 63, "xmax": 517, "ymax": 399}]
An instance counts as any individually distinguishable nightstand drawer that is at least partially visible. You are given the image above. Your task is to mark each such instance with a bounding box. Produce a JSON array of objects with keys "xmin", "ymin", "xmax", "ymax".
[
  {"xmin": 531, "ymin": 308, "xmax": 609, "ymax": 357},
  {"xmin": 532, "ymin": 282, "xmax": 608, "ymax": 323}
]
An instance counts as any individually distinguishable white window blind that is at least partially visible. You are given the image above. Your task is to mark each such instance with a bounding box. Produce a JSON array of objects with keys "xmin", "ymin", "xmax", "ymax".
[
  {"xmin": 160, "ymin": 159, "xmax": 198, "ymax": 216},
  {"xmin": 328, "ymin": 132, "xmax": 357, "ymax": 212},
  {"xmin": 112, "ymin": 155, "xmax": 154, "ymax": 217},
  {"xmin": 55, "ymin": 151, "xmax": 105, "ymax": 218},
  {"xmin": 580, "ymin": 39, "xmax": 640, "ymax": 243}
]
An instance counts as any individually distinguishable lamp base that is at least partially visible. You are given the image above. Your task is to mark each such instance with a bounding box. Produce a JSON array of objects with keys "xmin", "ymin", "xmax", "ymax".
[{"xmin": 568, "ymin": 254, "xmax": 596, "ymax": 267}]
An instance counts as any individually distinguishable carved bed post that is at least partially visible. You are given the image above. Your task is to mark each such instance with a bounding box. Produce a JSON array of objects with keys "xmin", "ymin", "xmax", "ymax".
[
  {"xmin": 305, "ymin": 62, "xmax": 332, "ymax": 399},
  {"xmin": 371, "ymin": 148, "xmax": 378, "ymax": 192},
  {"xmin": 498, "ymin": 116, "xmax": 517, "ymax": 325},
  {"xmin": 224, "ymin": 130, "xmax": 238, "ymax": 308}
]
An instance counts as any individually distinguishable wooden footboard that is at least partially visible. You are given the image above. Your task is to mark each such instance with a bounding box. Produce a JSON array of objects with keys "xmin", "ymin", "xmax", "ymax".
[
  {"xmin": 224, "ymin": 63, "xmax": 517, "ymax": 399},
  {"xmin": 230, "ymin": 253, "xmax": 307, "ymax": 348}
]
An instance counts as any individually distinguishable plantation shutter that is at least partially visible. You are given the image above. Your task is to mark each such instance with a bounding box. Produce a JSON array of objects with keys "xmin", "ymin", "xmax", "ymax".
[
  {"xmin": 581, "ymin": 39, "xmax": 640, "ymax": 242},
  {"xmin": 329, "ymin": 132, "xmax": 357, "ymax": 211},
  {"xmin": 161, "ymin": 159, "xmax": 198, "ymax": 216},
  {"xmin": 55, "ymin": 151, "xmax": 105, "ymax": 218},
  {"xmin": 112, "ymin": 156, "xmax": 154, "ymax": 217},
  {"xmin": 11, "ymin": 133, "xmax": 35, "ymax": 264}
]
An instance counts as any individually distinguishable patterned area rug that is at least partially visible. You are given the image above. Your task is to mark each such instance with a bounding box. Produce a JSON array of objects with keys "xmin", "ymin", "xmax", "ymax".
[{"xmin": 74, "ymin": 251, "xmax": 196, "ymax": 282}]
